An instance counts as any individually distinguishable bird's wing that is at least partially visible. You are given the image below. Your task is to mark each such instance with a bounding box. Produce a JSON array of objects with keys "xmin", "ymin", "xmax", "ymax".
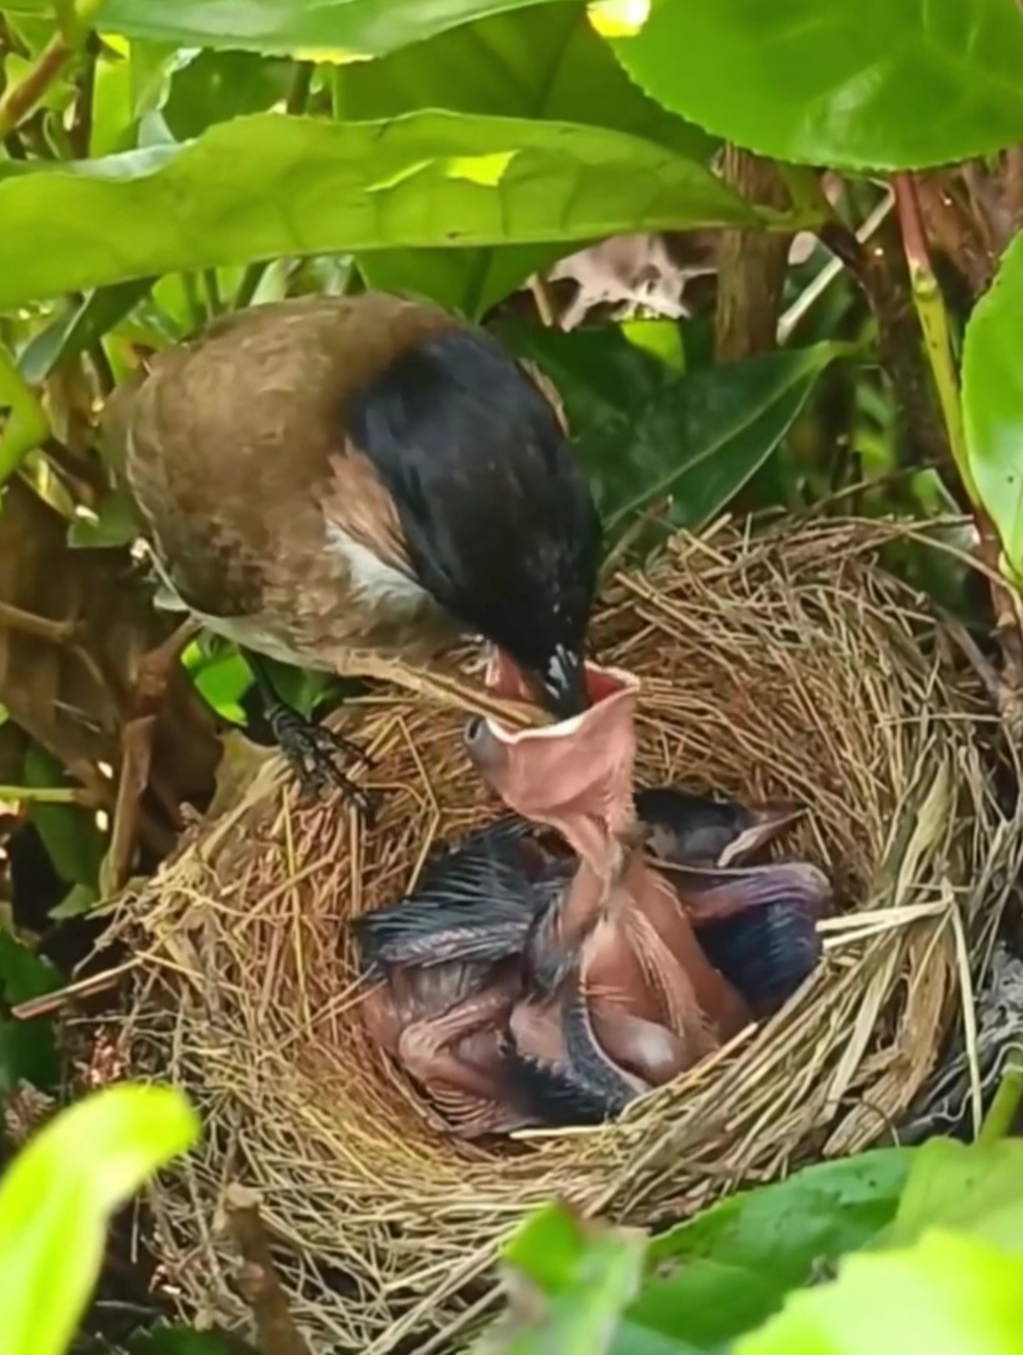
[
  {"xmin": 353, "ymin": 818, "xmax": 546, "ymax": 969},
  {"xmin": 107, "ymin": 294, "xmax": 453, "ymax": 621}
]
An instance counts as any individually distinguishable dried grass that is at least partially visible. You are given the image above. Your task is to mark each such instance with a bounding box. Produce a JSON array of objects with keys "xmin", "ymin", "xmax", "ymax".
[{"xmin": 110, "ymin": 518, "xmax": 1023, "ymax": 1354}]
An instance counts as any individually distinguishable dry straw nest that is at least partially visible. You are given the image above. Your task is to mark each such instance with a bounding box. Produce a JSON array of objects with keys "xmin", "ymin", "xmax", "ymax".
[{"xmin": 113, "ymin": 517, "xmax": 1023, "ymax": 1354}]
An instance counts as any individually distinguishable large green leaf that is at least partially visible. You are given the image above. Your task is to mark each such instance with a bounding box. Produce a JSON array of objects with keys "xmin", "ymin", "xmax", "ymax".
[
  {"xmin": 734, "ymin": 1230, "xmax": 1023, "ymax": 1355},
  {"xmin": 0, "ymin": 1083, "xmax": 198, "ymax": 1355},
  {"xmin": 880, "ymin": 1140, "xmax": 1023, "ymax": 1257},
  {"xmin": 630, "ymin": 1149, "xmax": 911, "ymax": 1351},
  {"xmin": 504, "ymin": 323, "xmax": 844, "ymax": 534},
  {"xmin": 8, "ymin": 0, "xmax": 573, "ymax": 58},
  {"xmin": 962, "ymin": 229, "xmax": 1023, "ymax": 579},
  {"xmin": 0, "ymin": 110, "xmax": 757, "ymax": 309},
  {"xmin": 344, "ymin": 4, "xmax": 716, "ymax": 313},
  {"xmin": 603, "ymin": 0, "xmax": 1023, "ymax": 171}
]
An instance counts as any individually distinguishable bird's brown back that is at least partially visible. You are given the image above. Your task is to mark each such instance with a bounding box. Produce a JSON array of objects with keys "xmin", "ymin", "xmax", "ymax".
[{"xmin": 104, "ymin": 293, "xmax": 458, "ymax": 633}]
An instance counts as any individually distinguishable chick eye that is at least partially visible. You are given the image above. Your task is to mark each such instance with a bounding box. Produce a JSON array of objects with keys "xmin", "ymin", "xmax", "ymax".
[{"xmin": 464, "ymin": 717, "xmax": 484, "ymax": 744}]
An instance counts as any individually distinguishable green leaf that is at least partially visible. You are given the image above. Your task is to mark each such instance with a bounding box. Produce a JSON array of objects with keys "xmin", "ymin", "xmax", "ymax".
[
  {"xmin": 0, "ymin": 344, "xmax": 48, "ymax": 485},
  {"xmin": 880, "ymin": 1139, "xmax": 1023, "ymax": 1257},
  {"xmin": 13, "ymin": 0, "xmax": 575, "ymax": 59},
  {"xmin": 48, "ymin": 882, "xmax": 99, "ymax": 919},
  {"xmin": 192, "ymin": 650, "xmax": 254, "ymax": 724},
  {"xmin": 159, "ymin": 50, "xmax": 294, "ymax": 140},
  {"xmin": 506, "ymin": 325, "xmax": 844, "ymax": 534},
  {"xmin": 23, "ymin": 746, "xmax": 104, "ymax": 889},
  {"xmin": 67, "ymin": 483, "xmax": 140, "ymax": 549},
  {"xmin": 631, "ymin": 1149, "xmax": 911, "ymax": 1352},
  {"xmin": 0, "ymin": 932, "xmax": 60, "ymax": 1094},
  {"xmin": 129, "ymin": 1324, "xmax": 248, "ymax": 1355},
  {"xmin": 19, "ymin": 279, "xmax": 156, "ymax": 385},
  {"xmin": 347, "ymin": 5, "xmax": 717, "ymax": 313},
  {"xmin": 734, "ymin": 1229, "xmax": 1023, "ymax": 1355},
  {"xmin": 604, "ymin": 0, "xmax": 1023, "ymax": 171},
  {"xmin": 494, "ymin": 1203, "xmax": 647, "ymax": 1355},
  {"xmin": 0, "ymin": 110, "xmax": 757, "ymax": 309},
  {"xmin": 90, "ymin": 47, "xmax": 135, "ymax": 158},
  {"xmin": 492, "ymin": 315, "xmax": 687, "ymax": 432},
  {"xmin": 0, "ymin": 1083, "xmax": 199, "ymax": 1355},
  {"xmin": 962, "ymin": 230, "xmax": 1023, "ymax": 578}
]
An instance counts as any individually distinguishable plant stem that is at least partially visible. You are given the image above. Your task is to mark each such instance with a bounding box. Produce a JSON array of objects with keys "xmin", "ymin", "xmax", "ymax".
[
  {"xmin": 202, "ymin": 268, "xmax": 223, "ymax": 316},
  {"xmin": 0, "ymin": 785, "xmax": 93, "ymax": 804},
  {"xmin": 0, "ymin": 0, "xmax": 108, "ymax": 140},
  {"xmin": 181, "ymin": 272, "xmax": 204, "ymax": 331},
  {"xmin": 892, "ymin": 172, "xmax": 979, "ymax": 504},
  {"xmin": 976, "ymin": 1049, "xmax": 1023, "ymax": 1146}
]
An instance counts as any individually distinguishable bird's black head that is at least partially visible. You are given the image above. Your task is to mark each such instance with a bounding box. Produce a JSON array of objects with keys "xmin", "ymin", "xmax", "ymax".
[{"xmin": 345, "ymin": 323, "xmax": 601, "ymax": 719}]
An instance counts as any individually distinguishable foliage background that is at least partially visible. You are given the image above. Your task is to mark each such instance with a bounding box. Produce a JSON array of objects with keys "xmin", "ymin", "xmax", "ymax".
[{"xmin": 1, "ymin": 0, "xmax": 1023, "ymax": 1352}]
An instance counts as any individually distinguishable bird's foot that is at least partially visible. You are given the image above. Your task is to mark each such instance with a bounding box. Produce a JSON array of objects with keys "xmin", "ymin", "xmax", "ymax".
[{"xmin": 267, "ymin": 701, "xmax": 377, "ymax": 819}]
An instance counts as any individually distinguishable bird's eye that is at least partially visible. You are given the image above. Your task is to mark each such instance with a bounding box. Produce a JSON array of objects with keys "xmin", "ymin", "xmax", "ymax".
[{"xmin": 464, "ymin": 717, "xmax": 484, "ymax": 744}]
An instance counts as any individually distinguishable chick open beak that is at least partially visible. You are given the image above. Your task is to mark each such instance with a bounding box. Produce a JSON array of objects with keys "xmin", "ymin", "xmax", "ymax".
[{"xmin": 463, "ymin": 663, "xmax": 641, "ymax": 872}]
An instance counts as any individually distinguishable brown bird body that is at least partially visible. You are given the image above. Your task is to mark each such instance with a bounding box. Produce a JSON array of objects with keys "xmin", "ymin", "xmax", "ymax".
[
  {"xmin": 104, "ymin": 292, "xmax": 602, "ymax": 801},
  {"xmin": 107, "ymin": 296, "xmax": 458, "ymax": 668}
]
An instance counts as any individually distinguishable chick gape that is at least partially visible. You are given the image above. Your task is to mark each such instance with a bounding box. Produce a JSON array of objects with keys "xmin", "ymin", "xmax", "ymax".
[{"xmin": 469, "ymin": 658, "xmax": 642, "ymax": 879}]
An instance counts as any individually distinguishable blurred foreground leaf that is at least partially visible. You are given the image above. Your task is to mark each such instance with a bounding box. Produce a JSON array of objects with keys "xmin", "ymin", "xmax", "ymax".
[
  {"xmin": 129, "ymin": 1323, "xmax": 252, "ymax": 1355},
  {"xmin": 962, "ymin": 230, "xmax": 1023, "ymax": 581},
  {"xmin": 5, "ymin": 0, "xmax": 573, "ymax": 59},
  {"xmin": 632, "ymin": 1149, "xmax": 911, "ymax": 1351},
  {"xmin": 494, "ymin": 1202, "xmax": 648, "ymax": 1355},
  {"xmin": 880, "ymin": 1139, "xmax": 1023, "ymax": 1256},
  {"xmin": 734, "ymin": 1229, "xmax": 1023, "ymax": 1355},
  {"xmin": 0, "ymin": 111, "xmax": 757, "ymax": 309},
  {"xmin": 604, "ymin": 0, "xmax": 1023, "ymax": 171},
  {"xmin": 0, "ymin": 1083, "xmax": 198, "ymax": 1355}
]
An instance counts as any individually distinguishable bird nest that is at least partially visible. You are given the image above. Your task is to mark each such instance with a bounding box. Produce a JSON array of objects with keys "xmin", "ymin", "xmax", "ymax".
[{"xmin": 110, "ymin": 517, "xmax": 1022, "ymax": 1355}]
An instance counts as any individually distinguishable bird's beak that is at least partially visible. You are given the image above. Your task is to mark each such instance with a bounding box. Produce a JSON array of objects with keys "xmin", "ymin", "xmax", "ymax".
[{"xmin": 529, "ymin": 645, "xmax": 589, "ymax": 721}]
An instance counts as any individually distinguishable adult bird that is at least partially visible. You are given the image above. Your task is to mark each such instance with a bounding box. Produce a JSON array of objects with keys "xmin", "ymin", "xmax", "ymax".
[{"xmin": 102, "ymin": 293, "xmax": 602, "ymax": 809}]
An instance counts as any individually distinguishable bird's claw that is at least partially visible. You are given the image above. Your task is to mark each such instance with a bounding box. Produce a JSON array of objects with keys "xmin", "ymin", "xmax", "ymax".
[{"xmin": 268, "ymin": 704, "xmax": 378, "ymax": 820}]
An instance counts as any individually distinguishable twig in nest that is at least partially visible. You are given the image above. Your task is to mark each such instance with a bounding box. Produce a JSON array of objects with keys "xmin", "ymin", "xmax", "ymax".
[
  {"xmin": 225, "ymin": 1184, "xmax": 313, "ymax": 1355},
  {"xmin": 11, "ymin": 959, "xmax": 137, "ymax": 1021}
]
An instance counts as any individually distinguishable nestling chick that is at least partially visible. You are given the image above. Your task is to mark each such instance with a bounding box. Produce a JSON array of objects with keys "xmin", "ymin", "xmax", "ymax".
[{"xmin": 102, "ymin": 293, "xmax": 601, "ymax": 808}]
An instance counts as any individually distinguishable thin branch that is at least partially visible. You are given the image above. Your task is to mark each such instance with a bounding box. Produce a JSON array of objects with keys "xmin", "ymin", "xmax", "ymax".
[
  {"xmin": 226, "ymin": 1185, "xmax": 313, "ymax": 1355},
  {"xmin": 67, "ymin": 31, "xmax": 97, "ymax": 158},
  {"xmin": 778, "ymin": 189, "xmax": 894, "ymax": 345},
  {"xmin": 0, "ymin": 0, "xmax": 107, "ymax": 140}
]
